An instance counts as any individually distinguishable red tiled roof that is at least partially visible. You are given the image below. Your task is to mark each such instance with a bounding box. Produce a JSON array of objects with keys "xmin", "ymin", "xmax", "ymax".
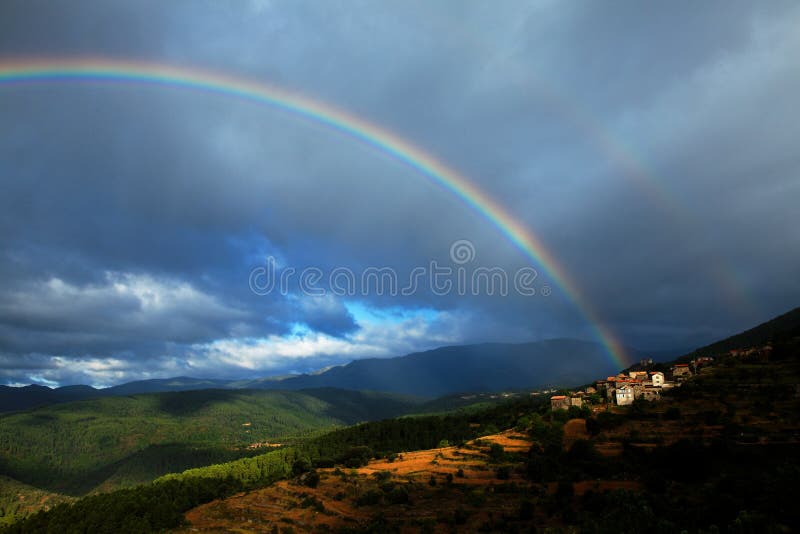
[{"xmin": 550, "ymin": 395, "xmax": 567, "ymax": 400}]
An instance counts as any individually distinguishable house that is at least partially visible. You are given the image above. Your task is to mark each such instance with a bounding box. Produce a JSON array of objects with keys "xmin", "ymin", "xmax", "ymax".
[
  {"xmin": 651, "ymin": 371, "xmax": 664, "ymax": 387},
  {"xmin": 616, "ymin": 378, "xmax": 644, "ymax": 397},
  {"xmin": 550, "ymin": 395, "xmax": 570, "ymax": 411},
  {"xmin": 629, "ymin": 371, "xmax": 649, "ymax": 381},
  {"xmin": 570, "ymin": 395, "xmax": 583, "ymax": 407},
  {"xmin": 691, "ymin": 356, "xmax": 714, "ymax": 371},
  {"xmin": 585, "ymin": 386, "xmax": 597, "ymax": 395},
  {"xmin": 641, "ymin": 386, "xmax": 660, "ymax": 401},
  {"xmin": 672, "ymin": 363, "xmax": 692, "ymax": 379},
  {"xmin": 616, "ymin": 385, "xmax": 635, "ymax": 406}
]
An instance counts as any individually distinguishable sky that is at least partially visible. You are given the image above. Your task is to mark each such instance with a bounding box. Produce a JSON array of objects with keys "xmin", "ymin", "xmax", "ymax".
[{"xmin": 1, "ymin": 0, "xmax": 799, "ymax": 387}]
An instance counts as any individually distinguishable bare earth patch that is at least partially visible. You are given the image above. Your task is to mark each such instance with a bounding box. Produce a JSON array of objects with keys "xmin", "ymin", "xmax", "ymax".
[{"xmin": 177, "ymin": 427, "xmax": 648, "ymax": 532}]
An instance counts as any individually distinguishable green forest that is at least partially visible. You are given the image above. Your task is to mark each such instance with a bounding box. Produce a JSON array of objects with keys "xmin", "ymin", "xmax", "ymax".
[{"xmin": 0, "ymin": 388, "xmax": 418, "ymax": 495}]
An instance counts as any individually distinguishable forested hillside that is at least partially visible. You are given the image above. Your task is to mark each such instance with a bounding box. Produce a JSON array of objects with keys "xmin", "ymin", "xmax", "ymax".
[{"xmin": 0, "ymin": 388, "xmax": 417, "ymax": 495}]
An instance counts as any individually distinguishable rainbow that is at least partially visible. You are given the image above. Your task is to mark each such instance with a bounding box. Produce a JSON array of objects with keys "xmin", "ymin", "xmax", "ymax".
[{"xmin": 0, "ymin": 57, "xmax": 630, "ymax": 368}]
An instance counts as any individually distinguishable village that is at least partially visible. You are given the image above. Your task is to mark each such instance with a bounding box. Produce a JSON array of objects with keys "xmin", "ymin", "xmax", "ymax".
[{"xmin": 548, "ymin": 345, "xmax": 774, "ymax": 411}]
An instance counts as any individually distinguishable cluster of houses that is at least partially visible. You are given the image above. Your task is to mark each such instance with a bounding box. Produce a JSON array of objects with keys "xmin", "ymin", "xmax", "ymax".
[
  {"xmin": 547, "ymin": 344, "xmax": 776, "ymax": 411},
  {"xmin": 729, "ymin": 345, "xmax": 772, "ymax": 361},
  {"xmin": 595, "ymin": 368, "xmax": 675, "ymax": 406},
  {"xmin": 549, "ymin": 355, "xmax": 719, "ymax": 410}
]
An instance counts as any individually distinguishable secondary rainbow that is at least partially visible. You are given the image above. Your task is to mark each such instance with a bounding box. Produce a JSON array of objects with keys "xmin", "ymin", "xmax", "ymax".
[{"xmin": 0, "ymin": 57, "xmax": 629, "ymax": 368}]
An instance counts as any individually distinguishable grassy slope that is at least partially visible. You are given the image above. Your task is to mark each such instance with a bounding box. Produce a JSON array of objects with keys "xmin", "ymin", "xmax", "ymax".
[{"xmin": 0, "ymin": 388, "xmax": 418, "ymax": 495}]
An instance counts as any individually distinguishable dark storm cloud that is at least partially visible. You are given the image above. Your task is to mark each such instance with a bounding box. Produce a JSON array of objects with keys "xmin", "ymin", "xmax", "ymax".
[{"xmin": 0, "ymin": 0, "xmax": 799, "ymax": 384}]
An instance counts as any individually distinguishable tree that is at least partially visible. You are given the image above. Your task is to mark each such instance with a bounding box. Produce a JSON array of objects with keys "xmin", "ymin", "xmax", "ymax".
[
  {"xmin": 292, "ymin": 458, "xmax": 312, "ymax": 476},
  {"xmin": 488, "ymin": 443, "xmax": 505, "ymax": 461}
]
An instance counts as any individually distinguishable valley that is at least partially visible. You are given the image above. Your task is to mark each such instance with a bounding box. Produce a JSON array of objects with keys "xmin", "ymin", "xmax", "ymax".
[{"xmin": 1, "ymin": 307, "xmax": 799, "ymax": 532}]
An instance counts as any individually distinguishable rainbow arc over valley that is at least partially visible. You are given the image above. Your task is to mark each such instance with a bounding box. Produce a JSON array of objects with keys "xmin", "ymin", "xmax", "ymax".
[{"xmin": 0, "ymin": 57, "xmax": 630, "ymax": 368}]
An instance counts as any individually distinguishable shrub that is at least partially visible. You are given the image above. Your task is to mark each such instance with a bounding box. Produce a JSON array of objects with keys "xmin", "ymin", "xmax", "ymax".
[
  {"xmin": 313, "ymin": 457, "xmax": 335, "ymax": 468},
  {"xmin": 387, "ymin": 486, "xmax": 410, "ymax": 505},
  {"xmin": 488, "ymin": 443, "xmax": 505, "ymax": 461},
  {"xmin": 518, "ymin": 499, "xmax": 535, "ymax": 520},
  {"xmin": 302, "ymin": 469, "xmax": 320, "ymax": 488},
  {"xmin": 585, "ymin": 416, "xmax": 600, "ymax": 435},
  {"xmin": 292, "ymin": 458, "xmax": 312, "ymax": 476},
  {"xmin": 556, "ymin": 480, "xmax": 574, "ymax": 501},
  {"xmin": 454, "ymin": 507, "xmax": 469, "ymax": 525},
  {"xmin": 355, "ymin": 490, "xmax": 382, "ymax": 507},
  {"xmin": 338, "ymin": 446, "xmax": 373, "ymax": 468},
  {"xmin": 372, "ymin": 470, "xmax": 392, "ymax": 483},
  {"xmin": 515, "ymin": 415, "xmax": 532, "ymax": 431}
]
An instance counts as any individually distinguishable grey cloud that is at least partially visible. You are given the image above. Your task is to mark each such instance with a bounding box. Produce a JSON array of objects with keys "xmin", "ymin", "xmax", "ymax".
[{"xmin": 0, "ymin": 1, "xmax": 798, "ymax": 384}]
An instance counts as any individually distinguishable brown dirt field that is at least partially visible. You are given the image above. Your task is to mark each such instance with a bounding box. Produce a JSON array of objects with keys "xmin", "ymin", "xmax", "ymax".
[
  {"xmin": 176, "ymin": 427, "xmax": 649, "ymax": 533},
  {"xmin": 178, "ymin": 431, "xmax": 534, "ymax": 533}
]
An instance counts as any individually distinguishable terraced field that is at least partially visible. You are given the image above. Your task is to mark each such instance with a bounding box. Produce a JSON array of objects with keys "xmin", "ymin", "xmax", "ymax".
[{"xmin": 180, "ymin": 431, "xmax": 535, "ymax": 532}]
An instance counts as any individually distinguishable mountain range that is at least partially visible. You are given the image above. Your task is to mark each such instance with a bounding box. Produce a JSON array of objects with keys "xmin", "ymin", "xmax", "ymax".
[
  {"xmin": 11, "ymin": 305, "xmax": 799, "ymax": 413},
  {"xmin": 1, "ymin": 338, "xmax": 641, "ymax": 412}
]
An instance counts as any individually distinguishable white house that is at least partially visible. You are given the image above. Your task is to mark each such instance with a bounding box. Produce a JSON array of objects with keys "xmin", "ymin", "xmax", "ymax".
[
  {"xmin": 651, "ymin": 371, "xmax": 664, "ymax": 388},
  {"xmin": 616, "ymin": 385, "xmax": 635, "ymax": 406}
]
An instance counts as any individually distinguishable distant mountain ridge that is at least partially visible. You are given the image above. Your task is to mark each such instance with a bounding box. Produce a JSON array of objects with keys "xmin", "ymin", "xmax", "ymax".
[
  {"xmin": 1, "ymin": 339, "xmax": 626, "ymax": 411},
  {"xmin": 260, "ymin": 339, "xmax": 622, "ymax": 397},
  {"xmin": 0, "ymin": 384, "xmax": 100, "ymax": 413},
  {"xmin": 8, "ymin": 303, "xmax": 797, "ymax": 412}
]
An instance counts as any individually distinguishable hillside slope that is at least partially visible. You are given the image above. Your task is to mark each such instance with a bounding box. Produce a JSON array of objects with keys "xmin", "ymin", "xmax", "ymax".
[
  {"xmin": 687, "ymin": 306, "xmax": 800, "ymax": 358},
  {"xmin": 0, "ymin": 388, "xmax": 418, "ymax": 495}
]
